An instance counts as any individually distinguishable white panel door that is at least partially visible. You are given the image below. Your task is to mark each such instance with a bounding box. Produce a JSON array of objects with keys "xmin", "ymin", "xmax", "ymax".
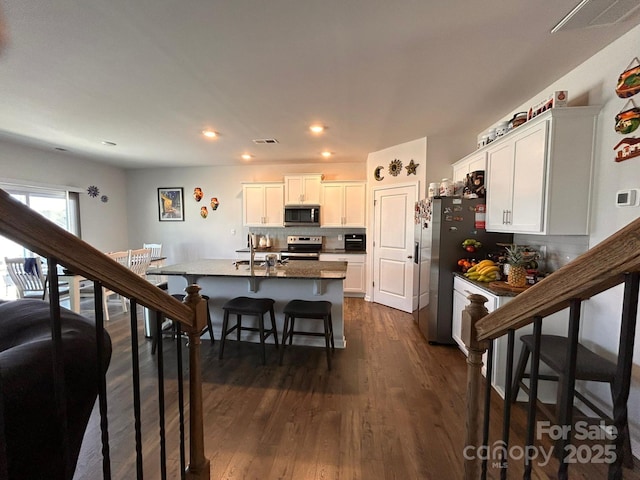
[{"xmin": 373, "ymin": 184, "xmax": 416, "ymax": 312}]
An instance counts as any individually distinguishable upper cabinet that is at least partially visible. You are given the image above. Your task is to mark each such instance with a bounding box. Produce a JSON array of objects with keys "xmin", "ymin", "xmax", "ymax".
[
  {"xmin": 284, "ymin": 174, "xmax": 323, "ymax": 205},
  {"xmin": 242, "ymin": 183, "xmax": 284, "ymax": 227},
  {"xmin": 321, "ymin": 181, "xmax": 366, "ymax": 228},
  {"xmin": 452, "ymin": 151, "xmax": 486, "ymax": 184},
  {"xmin": 483, "ymin": 107, "xmax": 599, "ymax": 235}
]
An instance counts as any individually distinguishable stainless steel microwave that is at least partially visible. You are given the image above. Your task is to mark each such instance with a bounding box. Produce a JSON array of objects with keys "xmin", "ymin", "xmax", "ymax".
[{"xmin": 284, "ymin": 205, "xmax": 320, "ymax": 226}]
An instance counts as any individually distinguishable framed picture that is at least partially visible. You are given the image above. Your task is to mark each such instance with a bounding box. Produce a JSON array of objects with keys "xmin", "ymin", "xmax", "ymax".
[{"xmin": 158, "ymin": 187, "xmax": 184, "ymax": 221}]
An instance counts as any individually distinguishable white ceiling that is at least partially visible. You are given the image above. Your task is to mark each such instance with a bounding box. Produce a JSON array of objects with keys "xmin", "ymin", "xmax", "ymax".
[{"xmin": 1, "ymin": 0, "xmax": 639, "ymax": 169}]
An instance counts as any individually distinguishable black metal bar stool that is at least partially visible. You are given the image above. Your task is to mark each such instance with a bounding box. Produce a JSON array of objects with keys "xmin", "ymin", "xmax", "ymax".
[
  {"xmin": 219, "ymin": 296, "xmax": 278, "ymax": 364},
  {"xmin": 512, "ymin": 334, "xmax": 633, "ymax": 467},
  {"xmin": 151, "ymin": 294, "xmax": 214, "ymax": 354},
  {"xmin": 279, "ymin": 300, "xmax": 334, "ymax": 370}
]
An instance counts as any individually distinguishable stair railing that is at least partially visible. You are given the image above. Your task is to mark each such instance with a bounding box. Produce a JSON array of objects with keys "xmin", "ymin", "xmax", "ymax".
[
  {"xmin": 463, "ymin": 216, "xmax": 640, "ymax": 479},
  {"xmin": 0, "ymin": 188, "xmax": 211, "ymax": 479}
]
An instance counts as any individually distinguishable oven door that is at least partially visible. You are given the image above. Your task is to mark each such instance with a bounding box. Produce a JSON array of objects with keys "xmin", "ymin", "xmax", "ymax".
[{"xmin": 281, "ymin": 251, "xmax": 320, "ymax": 261}]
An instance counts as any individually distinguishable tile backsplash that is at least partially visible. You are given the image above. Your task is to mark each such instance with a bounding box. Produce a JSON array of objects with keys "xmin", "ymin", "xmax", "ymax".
[
  {"xmin": 513, "ymin": 234, "xmax": 589, "ymax": 273},
  {"xmin": 246, "ymin": 227, "xmax": 366, "ymax": 250}
]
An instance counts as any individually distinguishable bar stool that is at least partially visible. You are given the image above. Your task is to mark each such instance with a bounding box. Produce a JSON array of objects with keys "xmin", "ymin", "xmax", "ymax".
[
  {"xmin": 512, "ymin": 334, "xmax": 633, "ymax": 467},
  {"xmin": 219, "ymin": 296, "xmax": 278, "ymax": 365},
  {"xmin": 151, "ymin": 294, "xmax": 214, "ymax": 355},
  {"xmin": 279, "ymin": 300, "xmax": 334, "ymax": 370}
]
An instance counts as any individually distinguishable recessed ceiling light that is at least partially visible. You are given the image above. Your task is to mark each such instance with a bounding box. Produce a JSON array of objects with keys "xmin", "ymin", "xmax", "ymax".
[
  {"xmin": 202, "ymin": 130, "xmax": 218, "ymax": 138},
  {"xmin": 321, "ymin": 151, "xmax": 333, "ymax": 158},
  {"xmin": 310, "ymin": 124, "xmax": 326, "ymax": 134},
  {"xmin": 241, "ymin": 153, "xmax": 253, "ymax": 160},
  {"xmin": 101, "ymin": 141, "xmax": 117, "ymax": 146}
]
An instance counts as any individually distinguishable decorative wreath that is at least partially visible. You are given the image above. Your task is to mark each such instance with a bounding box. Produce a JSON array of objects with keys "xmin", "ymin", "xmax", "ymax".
[{"xmin": 389, "ymin": 159, "xmax": 403, "ymax": 176}]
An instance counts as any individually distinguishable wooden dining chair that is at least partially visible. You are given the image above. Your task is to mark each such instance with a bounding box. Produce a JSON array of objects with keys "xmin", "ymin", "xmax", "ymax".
[
  {"xmin": 143, "ymin": 243, "xmax": 162, "ymax": 260},
  {"xmin": 4, "ymin": 256, "xmax": 70, "ymax": 302},
  {"xmin": 102, "ymin": 250, "xmax": 130, "ymax": 320}
]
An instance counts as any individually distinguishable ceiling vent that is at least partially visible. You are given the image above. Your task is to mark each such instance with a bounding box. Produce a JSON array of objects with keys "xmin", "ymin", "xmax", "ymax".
[
  {"xmin": 552, "ymin": 0, "xmax": 640, "ymax": 32},
  {"xmin": 252, "ymin": 138, "xmax": 279, "ymax": 144}
]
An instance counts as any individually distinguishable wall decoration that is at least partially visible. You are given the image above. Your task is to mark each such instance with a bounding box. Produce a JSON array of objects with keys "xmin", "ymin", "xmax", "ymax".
[
  {"xmin": 615, "ymin": 99, "xmax": 640, "ymax": 134},
  {"xmin": 616, "ymin": 58, "xmax": 640, "ymax": 98},
  {"xmin": 193, "ymin": 187, "xmax": 203, "ymax": 202},
  {"xmin": 210, "ymin": 197, "xmax": 220, "ymax": 210},
  {"xmin": 374, "ymin": 165, "xmax": 385, "ymax": 181},
  {"xmin": 405, "ymin": 159, "xmax": 419, "ymax": 175},
  {"xmin": 87, "ymin": 185, "xmax": 100, "ymax": 198},
  {"xmin": 200, "ymin": 206, "xmax": 208, "ymax": 218},
  {"xmin": 158, "ymin": 187, "xmax": 184, "ymax": 221},
  {"xmin": 389, "ymin": 158, "xmax": 403, "ymax": 176},
  {"xmin": 100, "ymin": 195, "xmax": 109, "ymax": 203},
  {"xmin": 614, "ymin": 137, "xmax": 640, "ymax": 162}
]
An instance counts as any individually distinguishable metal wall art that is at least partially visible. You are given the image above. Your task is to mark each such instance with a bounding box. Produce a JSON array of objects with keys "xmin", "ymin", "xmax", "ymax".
[{"xmin": 389, "ymin": 159, "xmax": 402, "ymax": 176}]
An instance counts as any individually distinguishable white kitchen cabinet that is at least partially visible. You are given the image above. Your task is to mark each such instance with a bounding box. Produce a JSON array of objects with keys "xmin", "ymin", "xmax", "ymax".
[
  {"xmin": 484, "ymin": 106, "xmax": 599, "ymax": 235},
  {"xmin": 284, "ymin": 174, "xmax": 323, "ymax": 205},
  {"xmin": 319, "ymin": 253, "xmax": 366, "ymax": 296},
  {"xmin": 453, "ymin": 275, "xmax": 566, "ymax": 402},
  {"xmin": 242, "ymin": 182, "xmax": 284, "ymax": 227},
  {"xmin": 452, "ymin": 151, "xmax": 486, "ymax": 184},
  {"xmin": 320, "ymin": 181, "xmax": 366, "ymax": 228}
]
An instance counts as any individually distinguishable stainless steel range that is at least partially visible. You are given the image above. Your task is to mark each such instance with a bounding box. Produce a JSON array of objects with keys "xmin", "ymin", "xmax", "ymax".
[{"xmin": 281, "ymin": 236, "xmax": 322, "ymax": 261}]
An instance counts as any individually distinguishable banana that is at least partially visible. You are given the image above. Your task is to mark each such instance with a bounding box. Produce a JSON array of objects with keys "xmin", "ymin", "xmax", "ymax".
[
  {"xmin": 476, "ymin": 260, "xmax": 495, "ymax": 269},
  {"xmin": 466, "ymin": 265, "xmax": 478, "ymax": 273},
  {"xmin": 478, "ymin": 265, "xmax": 499, "ymax": 275}
]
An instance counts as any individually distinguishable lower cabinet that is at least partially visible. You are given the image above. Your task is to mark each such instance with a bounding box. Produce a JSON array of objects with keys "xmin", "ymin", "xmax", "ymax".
[
  {"xmin": 319, "ymin": 253, "xmax": 366, "ymax": 296},
  {"xmin": 453, "ymin": 275, "xmax": 568, "ymax": 402}
]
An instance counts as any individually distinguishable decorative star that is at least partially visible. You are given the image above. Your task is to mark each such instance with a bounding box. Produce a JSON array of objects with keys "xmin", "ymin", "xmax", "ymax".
[{"xmin": 405, "ymin": 159, "xmax": 419, "ymax": 175}]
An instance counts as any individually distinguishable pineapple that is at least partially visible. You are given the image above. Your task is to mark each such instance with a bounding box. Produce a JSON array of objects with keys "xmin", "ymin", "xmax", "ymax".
[{"xmin": 505, "ymin": 244, "xmax": 527, "ymax": 287}]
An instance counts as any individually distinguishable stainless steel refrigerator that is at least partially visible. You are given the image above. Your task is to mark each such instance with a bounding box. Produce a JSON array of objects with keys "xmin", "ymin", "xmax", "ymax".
[{"xmin": 413, "ymin": 197, "xmax": 512, "ymax": 344}]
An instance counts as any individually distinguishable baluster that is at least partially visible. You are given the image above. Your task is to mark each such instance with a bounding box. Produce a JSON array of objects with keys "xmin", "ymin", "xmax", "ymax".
[
  {"xmin": 609, "ymin": 272, "xmax": 639, "ymax": 479},
  {"xmin": 153, "ymin": 303, "xmax": 168, "ymax": 480},
  {"xmin": 557, "ymin": 299, "xmax": 582, "ymax": 480},
  {"xmin": 129, "ymin": 300, "xmax": 144, "ymax": 479},
  {"xmin": 500, "ymin": 329, "xmax": 515, "ymax": 479},
  {"xmin": 176, "ymin": 319, "xmax": 187, "ymax": 479},
  {"xmin": 93, "ymin": 282, "xmax": 112, "ymax": 479},
  {"xmin": 524, "ymin": 317, "xmax": 542, "ymax": 479},
  {"xmin": 481, "ymin": 339, "xmax": 494, "ymax": 480}
]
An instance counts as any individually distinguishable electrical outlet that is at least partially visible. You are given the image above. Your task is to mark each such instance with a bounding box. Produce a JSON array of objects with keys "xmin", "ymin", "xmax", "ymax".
[
  {"xmin": 230, "ymin": 229, "xmax": 236, "ymax": 236},
  {"xmin": 338, "ymin": 234, "xmax": 343, "ymax": 241}
]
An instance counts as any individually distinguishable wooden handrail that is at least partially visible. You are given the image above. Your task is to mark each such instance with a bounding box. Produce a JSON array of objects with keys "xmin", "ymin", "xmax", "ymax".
[
  {"xmin": 0, "ymin": 188, "xmax": 193, "ymax": 327},
  {"xmin": 476, "ymin": 216, "xmax": 640, "ymax": 341}
]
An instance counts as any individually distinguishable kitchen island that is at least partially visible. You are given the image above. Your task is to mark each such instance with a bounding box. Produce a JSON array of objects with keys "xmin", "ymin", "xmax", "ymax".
[{"xmin": 147, "ymin": 259, "xmax": 348, "ymax": 348}]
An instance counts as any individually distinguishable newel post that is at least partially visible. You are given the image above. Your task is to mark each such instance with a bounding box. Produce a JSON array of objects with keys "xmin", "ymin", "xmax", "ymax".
[
  {"xmin": 462, "ymin": 293, "xmax": 489, "ymax": 480},
  {"xmin": 183, "ymin": 284, "xmax": 211, "ymax": 480}
]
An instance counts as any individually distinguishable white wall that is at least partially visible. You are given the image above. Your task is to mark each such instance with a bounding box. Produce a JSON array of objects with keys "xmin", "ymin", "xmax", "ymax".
[
  {"xmin": 459, "ymin": 24, "xmax": 640, "ymax": 454},
  {"xmin": 0, "ymin": 140, "xmax": 128, "ymax": 252},
  {"xmin": 125, "ymin": 162, "xmax": 366, "ymax": 264}
]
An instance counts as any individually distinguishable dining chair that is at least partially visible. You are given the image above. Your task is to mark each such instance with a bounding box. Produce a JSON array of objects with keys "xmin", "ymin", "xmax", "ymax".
[
  {"xmin": 143, "ymin": 243, "xmax": 162, "ymax": 260},
  {"xmin": 102, "ymin": 250, "xmax": 130, "ymax": 320},
  {"xmin": 129, "ymin": 248, "xmax": 152, "ymax": 278},
  {"xmin": 4, "ymin": 256, "xmax": 70, "ymax": 302}
]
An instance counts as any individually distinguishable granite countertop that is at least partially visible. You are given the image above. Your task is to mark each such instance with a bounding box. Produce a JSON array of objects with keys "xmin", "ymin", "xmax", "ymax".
[
  {"xmin": 453, "ymin": 272, "xmax": 523, "ymax": 297},
  {"xmin": 235, "ymin": 247, "xmax": 366, "ymax": 255},
  {"xmin": 148, "ymin": 259, "xmax": 348, "ymax": 280}
]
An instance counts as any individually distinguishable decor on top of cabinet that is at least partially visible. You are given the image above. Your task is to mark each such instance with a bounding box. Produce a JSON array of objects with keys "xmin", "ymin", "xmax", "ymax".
[
  {"xmin": 158, "ymin": 187, "xmax": 184, "ymax": 222},
  {"xmin": 373, "ymin": 165, "xmax": 384, "ymax": 181},
  {"xmin": 616, "ymin": 57, "xmax": 640, "ymax": 98},
  {"xmin": 614, "ymin": 99, "xmax": 640, "ymax": 134},
  {"xmin": 210, "ymin": 197, "xmax": 219, "ymax": 210},
  {"xmin": 463, "ymin": 171, "xmax": 485, "ymax": 198},
  {"xmin": 614, "ymin": 137, "xmax": 640, "ymax": 162},
  {"xmin": 193, "ymin": 187, "xmax": 203, "ymax": 202},
  {"xmin": 388, "ymin": 159, "xmax": 403, "ymax": 176},
  {"xmin": 405, "ymin": 159, "xmax": 419, "ymax": 175}
]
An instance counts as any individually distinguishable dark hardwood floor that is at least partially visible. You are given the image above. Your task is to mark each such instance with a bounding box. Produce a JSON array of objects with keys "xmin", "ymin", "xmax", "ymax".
[{"xmin": 72, "ymin": 298, "xmax": 638, "ymax": 479}]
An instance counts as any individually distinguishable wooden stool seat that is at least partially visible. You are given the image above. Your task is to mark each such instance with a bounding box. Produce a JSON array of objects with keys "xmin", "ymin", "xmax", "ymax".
[
  {"xmin": 512, "ymin": 334, "xmax": 633, "ymax": 468},
  {"xmin": 280, "ymin": 300, "xmax": 334, "ymax": 370},
  {"xmin": 220, "ymin": 296, "xmax": 278, "ymax": 364}
]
